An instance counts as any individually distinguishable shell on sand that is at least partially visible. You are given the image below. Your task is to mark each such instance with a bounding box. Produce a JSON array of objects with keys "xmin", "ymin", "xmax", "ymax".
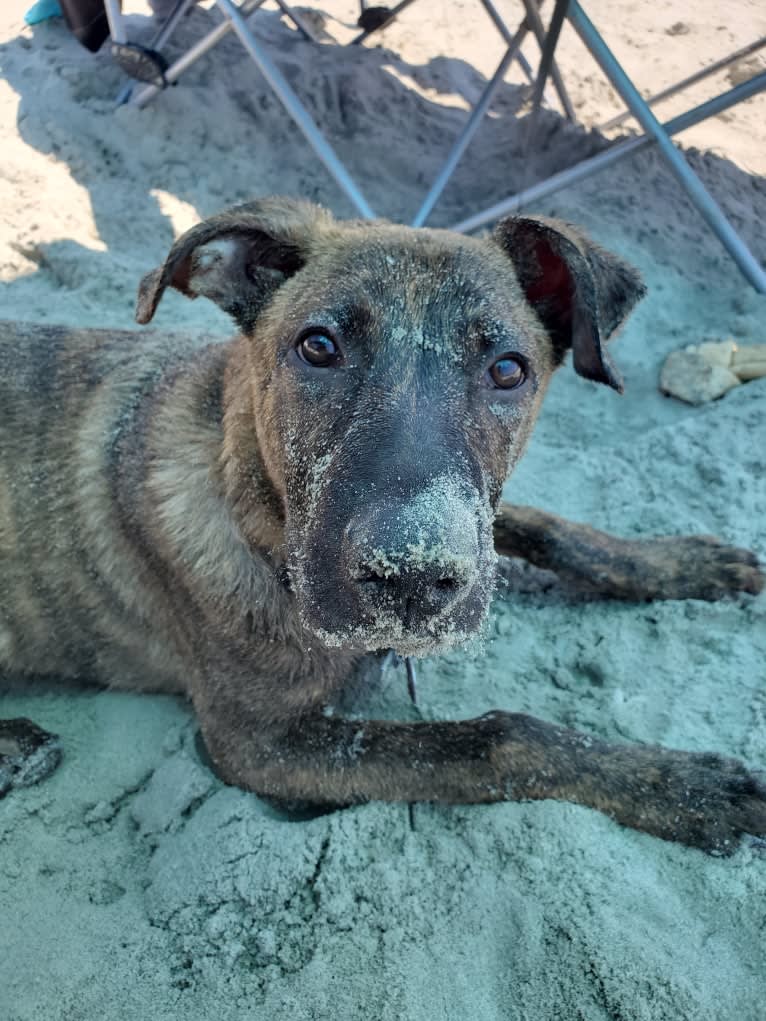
[{"xmin": 660, "ymin": 340, "xmax": 766, "ymax": 403}]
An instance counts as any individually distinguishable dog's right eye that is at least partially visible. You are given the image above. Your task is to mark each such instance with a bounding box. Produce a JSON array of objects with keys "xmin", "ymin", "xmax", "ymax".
[
  {"xmin": 487, "ymin": 354, "xmax": 526, "ymax": 390},
  {"xmin": 297, "ymin": 332, "xmax": 340, "ymax": 367}
]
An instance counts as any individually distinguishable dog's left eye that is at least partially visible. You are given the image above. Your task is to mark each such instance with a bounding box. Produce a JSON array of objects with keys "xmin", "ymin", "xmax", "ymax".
[
  {"xmin": 487, "ymin": 354, "xmax": 526, "ymax": 390},
  {"xmin": 297, "ymin": 332, "xmax": 340, "ymax": 367}
]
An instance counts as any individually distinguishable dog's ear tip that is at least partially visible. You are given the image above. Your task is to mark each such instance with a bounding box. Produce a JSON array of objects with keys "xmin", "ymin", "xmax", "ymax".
[
  {"xmin": 134, "ymin": 295, "xmax": 154, "ymax": 325},
  {"xmin": 134, "ymin": 298, "xmax": 153, "ymax": 326},
  {"xmin": 578, "ymin": 360, "xmax": 625, "ymax": 393},
  {"xmin": 599, "ymin": 367, "xmax": 625, "ymax": 393},
  {"xmin": 135, "ymin": 267, "xmax": 163, "ymax": 325}
]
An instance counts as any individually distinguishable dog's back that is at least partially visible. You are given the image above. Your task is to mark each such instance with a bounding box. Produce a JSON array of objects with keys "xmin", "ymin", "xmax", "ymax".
[{"xmin": 0, "ymin": 321, "xmax": 218, "ymax": 690}]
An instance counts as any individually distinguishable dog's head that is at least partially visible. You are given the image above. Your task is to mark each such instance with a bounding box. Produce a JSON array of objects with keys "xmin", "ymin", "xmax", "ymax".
[{"xmin": 137, "ymin": 198, "xmax": 644, "ymax": 656}]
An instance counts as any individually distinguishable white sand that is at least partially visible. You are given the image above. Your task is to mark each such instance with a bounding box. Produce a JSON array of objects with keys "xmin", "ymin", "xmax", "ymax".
[{"xmin": 1, "ymin": 2, "xmax": 765, "ymax": 1018}]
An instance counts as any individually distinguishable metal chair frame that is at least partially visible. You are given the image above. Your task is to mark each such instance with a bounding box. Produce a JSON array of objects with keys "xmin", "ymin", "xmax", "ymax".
[{"xmin": 102, "ymin": 0, "xmax": 766, "ymax": 291}]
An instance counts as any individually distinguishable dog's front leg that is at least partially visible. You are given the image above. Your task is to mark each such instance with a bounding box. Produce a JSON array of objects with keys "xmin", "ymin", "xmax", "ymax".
[
  {"xmin": 494, "ymin": 503, "xmax": 763, "ymax": 601},
  {"xmin": 192, "ymin": 656, "xmax": 765, "ymax": 854}
]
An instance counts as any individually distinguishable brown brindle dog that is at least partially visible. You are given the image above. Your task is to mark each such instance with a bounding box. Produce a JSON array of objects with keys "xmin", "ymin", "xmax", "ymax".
[{"xmin": 1, "ymin": 198, "xmax": 763, "ymax": 852}]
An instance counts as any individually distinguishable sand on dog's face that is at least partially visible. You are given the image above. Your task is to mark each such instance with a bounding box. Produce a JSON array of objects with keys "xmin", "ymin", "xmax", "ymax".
[
  {"xmin": 246, "ymin": 227, "xmax": 556, "ymax": 656},
  {"xmin": 306, "ymin": 473, "xmax": 497, "ymax": 657}
]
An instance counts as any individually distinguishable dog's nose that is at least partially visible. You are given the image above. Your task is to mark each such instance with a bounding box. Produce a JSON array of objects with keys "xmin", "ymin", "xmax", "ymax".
[
  {"xmin": 354, "ymin": 552, "xmax": 467, "ymax": 620},
  {"xmin": 345, "ymin": 481, "xmax": 480, "ymax": 623}
]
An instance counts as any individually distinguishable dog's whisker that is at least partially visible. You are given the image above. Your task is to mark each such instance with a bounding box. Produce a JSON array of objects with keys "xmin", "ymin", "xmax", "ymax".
[
  {"xmin": 405, "ymin": 656, "xmax": 418, "ymax": 707},
  {"xmin": 405, "ymin": 656, "xmax": 419, "ymax": 832}
]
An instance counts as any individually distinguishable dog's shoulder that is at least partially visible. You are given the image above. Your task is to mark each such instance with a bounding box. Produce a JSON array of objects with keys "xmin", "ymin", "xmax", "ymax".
[{"xmin": 0, "ymin": 319, "xmax": 216, "ymax": 403}]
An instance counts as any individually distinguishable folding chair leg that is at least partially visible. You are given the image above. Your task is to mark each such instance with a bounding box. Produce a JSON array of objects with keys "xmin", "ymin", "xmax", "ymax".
[
  {"xmin": 409, "ymin": 0, "xmax": 569, "ymax": 224},
  {"xmin": 116, "ymin": 0, "xmax": 198, "ymax": 104},
  {"xmin": 600, "ymin": 35, "xmax": 766, "ymax": 132},
  {"xmin": 121, "ymin": 0, "xmax": 373, "ymax": 216},
  {"xmin": 272, "ymin": 0, "xmax": 319, "ymax": 43},
  {"xmin": 349, "ymin": 0, "xmax": 550, "ymax": 115},
  {"xmin": 568, "ymin": 1, "xmax": 766, "ymax": 293},
  {"xmin": 478, "ymin": 0, "xmax": 560, "ymax": 109},
  {"xmin": 150, "ymin": 0, "xmax": 199, "ymax": 50},
  {"xmin": 118, "ymin": 0, "xmax": 311, "ymax": 106},
  {"xmin": 103, "ymin": 0, "xmax": 127, "ymax": 45},
  {"xmin": 215, "ymin": 0, "xmax": 376, "ymax": 218},
  {"xmin": 411, "ymin": 39, "xmax": 524, "ymax": 226},
  {"xmin": 514, "ymin": 0, "xmax": 576, "ymax": 120},
  {"xmin": 451, "ymin": 72, "xmax": 766, "ymax": 232},
  {"xmin": 128, "ymin": 0, "xmax": 268, "ymax": 107},
  {"xmin": 523, "ymin": 0, "xmax": 569, "ymax": 129}
]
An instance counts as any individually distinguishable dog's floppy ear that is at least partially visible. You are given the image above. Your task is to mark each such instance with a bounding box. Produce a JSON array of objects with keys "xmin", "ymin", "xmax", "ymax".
[
  {"xmin": 135, "ymin": 197, "xmax": 333, "ymax": 329},
  {"xmin": 493, "ymin": 215, "xmax": 645, "ymax": 392}
]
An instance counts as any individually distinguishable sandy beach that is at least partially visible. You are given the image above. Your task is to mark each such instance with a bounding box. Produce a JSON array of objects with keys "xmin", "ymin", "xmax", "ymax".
[{"xmin": 1, "ymin": 2, "xmax": 765, "ymax": 1018}]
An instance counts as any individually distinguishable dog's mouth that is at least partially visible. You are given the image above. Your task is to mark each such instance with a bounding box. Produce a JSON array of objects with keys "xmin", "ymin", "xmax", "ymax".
[
  {"xmin": 303, "ymin": 590, "xmax": 492, "ymax": 657},
  {"xmin": 289, "ymin": 528, "xmax": 497, "ymax": 657}
]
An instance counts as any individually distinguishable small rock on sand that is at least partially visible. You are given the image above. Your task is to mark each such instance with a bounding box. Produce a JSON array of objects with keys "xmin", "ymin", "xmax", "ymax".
[{"xmin": 660, "ymin": 343, "xmax": 741, "ymax": 405}]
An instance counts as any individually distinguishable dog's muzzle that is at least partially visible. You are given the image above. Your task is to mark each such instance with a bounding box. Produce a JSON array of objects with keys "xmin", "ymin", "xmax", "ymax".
[
  {"xmin": 345, "ymin": 496, "xmax": 477, "ymax": 627},
  {"xmin": 294, "ymin": 476, "xmax": 496, "ymax": 656}
]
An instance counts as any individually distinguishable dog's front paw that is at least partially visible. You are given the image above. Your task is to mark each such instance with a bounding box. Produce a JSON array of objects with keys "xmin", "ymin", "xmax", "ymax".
[
  {"xmin": 600, "ymin": 535, "xmax": 764, "ymax": 601},
  {"xmin": 608, "ymin": 746, "xmax": 766, "ymax": 854},
  {"xmin": 0, "ymin": 718, "xmax": 62, "ymax": 796},
  {"xmin": 662, "ymin": 535, "xmax": 764, "ymax": 601}
]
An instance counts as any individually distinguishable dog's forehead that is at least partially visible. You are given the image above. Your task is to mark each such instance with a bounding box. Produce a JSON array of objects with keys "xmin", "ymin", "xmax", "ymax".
[{"xmin": 313, "ymin": 225, "xmax": 526, "ymax": 325}]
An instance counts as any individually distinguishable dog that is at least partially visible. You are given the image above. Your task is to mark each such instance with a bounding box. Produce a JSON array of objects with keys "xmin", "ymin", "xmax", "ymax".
[{"xmin": 1, "ymin": 198, "xmax": 763, "ymax": 853}]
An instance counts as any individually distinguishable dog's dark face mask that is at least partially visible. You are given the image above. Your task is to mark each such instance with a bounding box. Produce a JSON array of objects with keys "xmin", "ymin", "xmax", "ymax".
[
  {"xmin": 136, "ymin": 199, "xmax": 644, "ymax": 657},
  {"xmin": 258, "ymin": 238, "xmax": 555, "ymax": 655}
]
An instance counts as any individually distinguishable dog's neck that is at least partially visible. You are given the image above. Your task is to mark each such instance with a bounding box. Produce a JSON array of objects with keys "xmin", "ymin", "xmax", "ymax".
[{"xmin": 220, "ymin": 337, "xmax": 287, "ymax": 558}]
